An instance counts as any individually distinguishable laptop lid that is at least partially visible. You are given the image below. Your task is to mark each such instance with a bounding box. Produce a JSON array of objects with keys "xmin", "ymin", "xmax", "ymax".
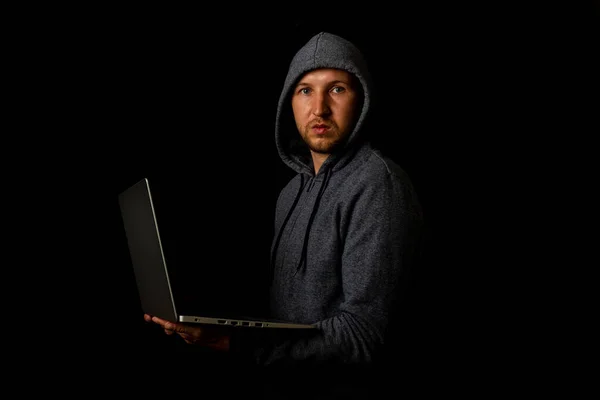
[
  {"xmin": 118, "ymin": 177, "xmax": 178, "ymax": 322},
  {"xmin": 118, "ymin": 178, "xmax": 315, "ymax": 329}
]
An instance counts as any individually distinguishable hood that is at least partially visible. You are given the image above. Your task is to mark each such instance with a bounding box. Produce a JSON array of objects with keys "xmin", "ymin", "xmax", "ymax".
[{"xmin": 274, "ymin": 32, "xmax": 373, "ymax": 176}]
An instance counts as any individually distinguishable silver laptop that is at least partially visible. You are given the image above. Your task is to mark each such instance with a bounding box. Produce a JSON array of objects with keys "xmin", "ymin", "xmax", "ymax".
[{"xmin": 118, "ymin": 177, "xmax": 315, "ymax": 329}]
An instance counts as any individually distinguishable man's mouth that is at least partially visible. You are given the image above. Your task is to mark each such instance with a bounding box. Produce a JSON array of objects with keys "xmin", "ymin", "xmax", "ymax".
[{"xmin": 312, "ymin": 124, "xmax": 330, "ymax": 134}]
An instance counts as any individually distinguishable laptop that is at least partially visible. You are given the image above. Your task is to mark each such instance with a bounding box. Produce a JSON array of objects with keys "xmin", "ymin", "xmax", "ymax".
[{"xmin": 118, "ymin": 177, "xmax": 316, "ymax": 329}]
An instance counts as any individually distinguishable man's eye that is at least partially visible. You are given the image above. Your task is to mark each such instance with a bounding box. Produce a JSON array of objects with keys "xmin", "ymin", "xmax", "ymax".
[
  {"xmin": 332, "ymin": 86, "xmax": 345, "ymax": 93},
  {"xmin": 299, "ymin": 88, "xmax": 311, "ymax": 95}
]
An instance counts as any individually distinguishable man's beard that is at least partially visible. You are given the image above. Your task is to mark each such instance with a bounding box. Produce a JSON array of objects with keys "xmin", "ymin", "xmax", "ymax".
[{"xmin": 300, "ymin": 126, "xmax": 346, "ymax": 155}]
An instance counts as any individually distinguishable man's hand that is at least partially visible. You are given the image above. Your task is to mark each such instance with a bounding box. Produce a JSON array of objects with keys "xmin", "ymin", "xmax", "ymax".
[{"xmin": 144, "ymin": 314, "xmax": 231, "ymax": 351}]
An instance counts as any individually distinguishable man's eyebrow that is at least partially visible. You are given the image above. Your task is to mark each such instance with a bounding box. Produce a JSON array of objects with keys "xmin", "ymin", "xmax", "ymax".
[
  {"xmin": 295, "ymin": 80, "xmax": 350, "ymax": 87},
  {"xmin": 330, "ymin": 80, "xmax": 350, "ymax": 86}
]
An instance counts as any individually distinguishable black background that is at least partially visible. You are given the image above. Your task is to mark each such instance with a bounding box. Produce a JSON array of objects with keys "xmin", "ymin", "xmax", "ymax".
[{"xmin": 9, "ymin": 3, "xmax": 597, "ymax": 392}]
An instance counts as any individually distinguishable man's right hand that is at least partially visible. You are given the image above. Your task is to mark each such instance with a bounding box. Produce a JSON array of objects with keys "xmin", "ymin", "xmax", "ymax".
[{"xmin": 144, "ymin": 314, "xmax": 231, "ymax": 351}]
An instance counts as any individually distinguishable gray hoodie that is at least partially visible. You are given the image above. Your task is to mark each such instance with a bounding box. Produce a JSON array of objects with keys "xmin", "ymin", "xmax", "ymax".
[{"xmin": 233, "ymin": 32, "xmax": 423, "ymax": 371}]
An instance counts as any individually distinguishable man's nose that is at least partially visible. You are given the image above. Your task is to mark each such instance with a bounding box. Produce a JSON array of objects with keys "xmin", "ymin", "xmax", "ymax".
[{"xmin": 312, "ymin": 94, "xmax": 331, "ymax": 117}]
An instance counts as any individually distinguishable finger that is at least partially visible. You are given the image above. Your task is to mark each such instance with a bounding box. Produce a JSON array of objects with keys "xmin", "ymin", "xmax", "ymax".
[
  {"xmin": 144, "ymin": 314, "xmax": 152, "ymax": 322},
  {"xmin": 151, "ymin": 316, "xmax": 169, "ymax": 324},
  {"xmin": 157, "ymin": 320, "xmax": 187, "ymax": 335},
  {"xmin": 163, "ymin": 321, "xmax": 179, "ymax": 332},
  {"xmin": 151, "ymin": 316, "xmax": 174, "ymax": 329}
]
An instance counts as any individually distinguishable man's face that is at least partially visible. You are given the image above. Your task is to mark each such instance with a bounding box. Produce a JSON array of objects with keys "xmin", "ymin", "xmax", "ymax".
[{"xmin": 291, "ymin": 68, "xmax": 361, "ymax": 155}]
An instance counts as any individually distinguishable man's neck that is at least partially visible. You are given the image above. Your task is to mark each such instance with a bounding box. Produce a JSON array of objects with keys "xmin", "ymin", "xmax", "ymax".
[{"xmin": 311, "ymin": 152, "xmax": 329, "ymax": 175}]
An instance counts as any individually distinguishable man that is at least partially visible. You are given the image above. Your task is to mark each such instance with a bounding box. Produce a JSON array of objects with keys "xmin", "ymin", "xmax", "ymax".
[{"xmin": 145, "ymin": 31, "xmax": 423, "ymax": 395}]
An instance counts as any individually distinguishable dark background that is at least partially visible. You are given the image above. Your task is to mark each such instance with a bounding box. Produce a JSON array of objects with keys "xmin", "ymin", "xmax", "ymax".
[
  {"xmin": 102, "ymin": 16, "xmax": 445, "ymax": 355},
  {"xmin": 11, "ymin": 3, "xmax": 597, "ymax": 391},
  {"xmin": 77, "ymin": 14, "xmax": 453, "ymax": 372}
]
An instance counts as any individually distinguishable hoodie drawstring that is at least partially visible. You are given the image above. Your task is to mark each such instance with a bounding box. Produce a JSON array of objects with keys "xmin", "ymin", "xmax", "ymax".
[
  {"xmin": 270, "ymin": 174, "xmax": 307, "ymax": 281},
  {"xmin": 294, "ymin": 167, "xmax": 333, "ymax": 276},
  {"xmin": 306, "ymin": 176, "xmax": 317, "ymax": 192}
]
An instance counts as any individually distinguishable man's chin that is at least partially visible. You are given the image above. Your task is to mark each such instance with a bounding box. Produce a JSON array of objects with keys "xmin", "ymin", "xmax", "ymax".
[{"xmin": 310, "ymin": 145, "xmax": 340, "ymax": 155}]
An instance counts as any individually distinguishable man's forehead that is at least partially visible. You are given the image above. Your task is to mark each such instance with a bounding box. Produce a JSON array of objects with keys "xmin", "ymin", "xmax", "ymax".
[{"xmin": 297, "ymin": 68, "xmax": 354, "ymax": 84}]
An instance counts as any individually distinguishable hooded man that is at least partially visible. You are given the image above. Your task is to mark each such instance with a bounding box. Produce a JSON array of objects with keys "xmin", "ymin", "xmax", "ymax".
[{"xmin": 146, "ymin": 31, "xmax": 423, "ymax": 396}]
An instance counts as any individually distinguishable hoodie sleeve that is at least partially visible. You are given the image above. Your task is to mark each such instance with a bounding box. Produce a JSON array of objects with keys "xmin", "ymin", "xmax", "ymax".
[{"xmin": 229, "ymin": 170, "xmax": 423, "ymax": 368}]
